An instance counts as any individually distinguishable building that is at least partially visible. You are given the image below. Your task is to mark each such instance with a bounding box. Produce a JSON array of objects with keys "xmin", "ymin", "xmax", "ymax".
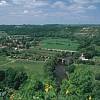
[{"xmin": 79, "ymin": 53, "xmax": 88, "ymax": 61}]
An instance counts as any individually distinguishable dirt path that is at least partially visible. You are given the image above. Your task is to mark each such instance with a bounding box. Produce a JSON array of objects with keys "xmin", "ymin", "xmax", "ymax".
[
  {"xmin": 41, "ymin": 48, "xmax": 77, "ymax": 53},
  {"xmin": 0, "ymin": 59, "xmax": 16, "ymax": 66}
]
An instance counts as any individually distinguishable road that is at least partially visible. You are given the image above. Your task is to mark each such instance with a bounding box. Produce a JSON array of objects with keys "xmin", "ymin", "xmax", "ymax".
[{"xmin": 41, "ymin": 48, "xmax": 77, "ymax": 53}]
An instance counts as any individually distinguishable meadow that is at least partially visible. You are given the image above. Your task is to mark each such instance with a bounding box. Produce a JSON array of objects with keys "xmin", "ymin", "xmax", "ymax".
[
  {"xmin": 29, "ymin": 46, "xmax": 58, "ymax": 57},
  {"xmin": 40, "ymin": 38, "xmax": 79, "ymax": 51},
  {"xmin": 76, "ymin": 64, "xmax": 100, "ymax": 75},
  {"xmin": 0, "ymin": 56, "xmax": 12, "ymax": 66},
  {"xmin": 0, "ymin": 56, "xmax": 46, "ymax": 100},
  {"xmin": 0, "ymin": 56, "xmax": 45, "ymax": 80}
]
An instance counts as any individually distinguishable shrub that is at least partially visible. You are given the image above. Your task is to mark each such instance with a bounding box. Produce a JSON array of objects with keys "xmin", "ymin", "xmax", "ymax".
[
  {"xmin": 67, "ymin": 64, "xmax": 76, "ymax": 73},
  {"xmin": 0, "ymin": 71, "xmax": 5, "ymax": 81}
]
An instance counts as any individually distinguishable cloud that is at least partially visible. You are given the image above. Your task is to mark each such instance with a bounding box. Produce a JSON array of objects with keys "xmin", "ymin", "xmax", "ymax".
[
  {"xmin": 12, "ymin": 0, "xmax": 49, "ymax": 8},
  {"xmin": 0, "ymin": 0, "xmax": 100, "ymax": 24},
  {"xmin": 67, "ymin": 4, "xmax": 85, "ymax": 13},
  {"xmin": 51, "ymin": 0, "xmax": 99, "ymax": 14},
  {"xmin": 51, "ymin": 1, "xmax": 85, "ymax": 13},
  {"xmin": 52, "ymin": 1, "xmax": 66, "ymax": 9},
  {"xmin": 73, "ymin": 0, "xmax": 91, "ymax": 4},
  {"xmin": 9, "ymin": 9, "xmax": 45, "ymax": 17},
  {"xmin": 0, "ymin": 0, "xmax": 8, "ymax": 6},
  {"xmin": 12, "ymin": 0, "xmax": 24, "ymax": 4},
  {"xmin": 70, "ymin": 0, "xmax": 99, "ymax": 13},
  {"xmin": 93, "ymin": 0, "xmax": 100, "ymax": 3},
  {"xmin": 87, "ymin": 5, "xmax": 96, "ymax": 9},
  {"xmin": 23, "ymin": 10, "xmax": 29, "ymax": 14},
  {"xmin": 73, "ymin": 0, "xmax": 100, "ymax": 4},
  {"xmin": 3, "ymin": 0, "xmax": 49, "ymax": 17}
]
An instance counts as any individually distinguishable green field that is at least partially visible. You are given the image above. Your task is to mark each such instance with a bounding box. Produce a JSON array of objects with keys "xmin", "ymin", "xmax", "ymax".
[
  {"xmin": 0, "ymin": 57, "xmax": 45, "ymax": 80},
  {"xmin": 29, "ymin": 46, "xmax": 58, "ymax": 57},
  {"xmin": 76, "ymin": 64, "xmax": 100, "ymax": 75},
  {"xmin": 0, "ymin": 56, "xmax": 11, "ymax": 65},
  {"xmin": 0, "ymin": 56, "xmax": 46, "ymax": 100},
  {"xmin": 40, "ymin": 38, "xmax": 79, "ymax": 51}
]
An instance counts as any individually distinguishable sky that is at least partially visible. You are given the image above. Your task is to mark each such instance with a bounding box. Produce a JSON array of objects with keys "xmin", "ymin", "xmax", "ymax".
[{"xmin": 0, "ymin": 0, "xmax": 100, "ymax": 24}]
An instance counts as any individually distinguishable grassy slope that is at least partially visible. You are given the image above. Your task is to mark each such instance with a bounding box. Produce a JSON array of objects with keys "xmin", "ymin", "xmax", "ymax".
[
  {"xmin": 0, "ymin": 56, "xmax": 46, "ymax": 100},
  {"xmin": 0, "ymin": 56, "xmax": 11, "ymax": 65},
  {"xmin": 0, "ymin": 58, "xmax": 45, "ymax": 80},
  {"xmin": 75, "ymin": 64, "xmax": 100, "ymax": 75}
]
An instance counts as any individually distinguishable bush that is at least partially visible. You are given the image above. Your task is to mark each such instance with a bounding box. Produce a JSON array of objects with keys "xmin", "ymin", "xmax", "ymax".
[
  {"xmin": 0, "ymin": 68, "xmax": 28, "ymax": 90},
  {"xmin": 13, "ymin": 72, "xmax": 28, "ymax": 90},
  {"xmin": 0, "ymin": 71, "xmax": 5, "ymax": 81},
  {"xmin": 67, "ymin": 64, "xmax": 76, "ymax": 73},
  {"xmin": 33, "ymin": 81, "xmax": 44, "ymax": 91}
]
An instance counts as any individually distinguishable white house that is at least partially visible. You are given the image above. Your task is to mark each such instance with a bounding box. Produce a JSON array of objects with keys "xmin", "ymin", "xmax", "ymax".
[{"xmin": 79, "ymin": 53, "xmax": 88, "ymax": 61}]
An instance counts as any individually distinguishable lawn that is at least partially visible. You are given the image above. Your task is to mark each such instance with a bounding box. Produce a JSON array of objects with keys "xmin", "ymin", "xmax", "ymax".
[{"xmin": 40, "ymin": 38, "xmax": 79, "ymax": 51}]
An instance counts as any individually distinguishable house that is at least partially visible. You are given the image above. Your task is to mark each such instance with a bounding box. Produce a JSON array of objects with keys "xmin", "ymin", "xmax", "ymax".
[{"xmin": 79, "ymin": 53, "xmax": 88, "ymax": 61}]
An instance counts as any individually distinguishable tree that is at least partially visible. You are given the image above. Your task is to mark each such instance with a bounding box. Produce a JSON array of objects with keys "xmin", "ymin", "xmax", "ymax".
[
  {"xmin": 60, "ymin": 68, "xmax": 95, "ymax": 99},
  {"xmin": 5, "ymin": 68, "xmax": 17, "ymax": 88},
  {"xmin": 33, "ymin": 81, "xmax": 44, "ymax": 91},
  {"xmin": 0, "ymin": 68, "xmax": 28, "ymax": 90},
  {"xmin": 67, "ymin": 64, "xmax": 76, "ymax": 73},
  {"xmin": 95, "ymin": 81, "xmax": 100, "ymax": 99},
  {"xmin": 0, "ymin": 71, "xmax": 5, "ymax": 81},
  {"xmin": 13, "ymin": 72, "xmax": 28, "ymax": 90},
  {"xmin": 25, "ymin": 42, "xmax": 30, "ymax": 49}
]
